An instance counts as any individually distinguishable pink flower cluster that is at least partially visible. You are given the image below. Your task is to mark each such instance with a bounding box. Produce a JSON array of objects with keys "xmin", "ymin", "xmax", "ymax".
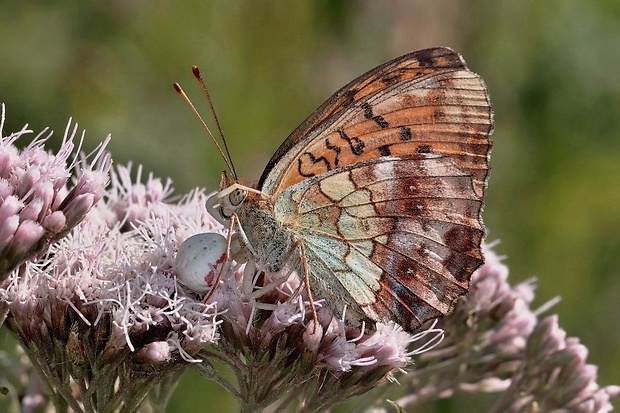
[
  {"xmin": 383, "ymin": 244, "xmax": 620, "ymax": 413},
  {"xmin": 0, "ymin": 104, "xmax": 110, "ymax": 278}
]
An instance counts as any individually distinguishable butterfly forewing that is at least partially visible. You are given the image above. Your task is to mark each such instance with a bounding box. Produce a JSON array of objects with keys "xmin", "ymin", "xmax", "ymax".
[
  {"xmin": 259, "ymin": 47, "xmax": 492, "ymax": 199},
  {"xmin": 258, "ymin": 47, "xmax": 473, "ymax": 186}
]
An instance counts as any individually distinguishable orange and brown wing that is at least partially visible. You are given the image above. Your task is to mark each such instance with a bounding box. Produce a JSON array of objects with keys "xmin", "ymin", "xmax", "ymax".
[
  {"xmin": 261, "ymin": 47, "xmax": 493, "ymax": 331},
  {"xmin": 258, "ymin": 47, "xmax": 493, "ymax": 199}
]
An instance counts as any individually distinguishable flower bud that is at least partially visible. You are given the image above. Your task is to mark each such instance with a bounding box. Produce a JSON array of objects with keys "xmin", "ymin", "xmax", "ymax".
[{"xmin": 137, "ymin": 341, "xmax": 171, "ymax": 363}]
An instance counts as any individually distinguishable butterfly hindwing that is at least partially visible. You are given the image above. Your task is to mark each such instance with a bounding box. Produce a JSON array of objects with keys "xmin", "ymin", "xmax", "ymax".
[{"xmin": 273, "ymin": 155, "xmax": 484, "ymax": 330}]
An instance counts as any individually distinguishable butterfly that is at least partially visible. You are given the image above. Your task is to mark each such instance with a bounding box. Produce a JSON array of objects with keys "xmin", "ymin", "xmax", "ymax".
[{"xmin": 206, "ymin": 47, "xmax": 493, "ymax": 333}]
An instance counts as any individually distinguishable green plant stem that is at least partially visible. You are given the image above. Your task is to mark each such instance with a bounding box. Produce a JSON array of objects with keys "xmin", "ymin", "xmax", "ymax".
[
  {"xmin": 23, "ymin": 340, "xmax": 86, "ymax": 413},
  {"xmin": 0, "ymin": 302, "xmax": 8, "ymax": 327},
  {"xmin": 121, "ymin": 377, "xmax": 157, "ymax": 413},
  {"xmin": 148, "ymin": 368, "xmax": 186, "ymax": 413},
  {"xmin": 87, "ymin": 348, "xmax": 129, "ymax": 408},
  {"xmin": 191, "ymin": 360, "xmax": 243, "ymax": 400}
]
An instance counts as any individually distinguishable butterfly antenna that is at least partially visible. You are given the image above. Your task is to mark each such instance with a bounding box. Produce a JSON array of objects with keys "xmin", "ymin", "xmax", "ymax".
[
  {"xmin": 173, "ymin": 81, "xmax": 237, "ymax": 179},
  {"xmin": 191, "ymin": 66, "xmax": 238, "ymax": 181}
]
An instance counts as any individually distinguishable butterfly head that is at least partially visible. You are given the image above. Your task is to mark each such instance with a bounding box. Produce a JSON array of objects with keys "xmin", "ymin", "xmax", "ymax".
[
  {"xmin": 208, "ymin": 171, "xmax": 246, "ymax": 221},
  {"xmin": 208, "ymin": 171, "xmax": 265, "ymax": 225}
]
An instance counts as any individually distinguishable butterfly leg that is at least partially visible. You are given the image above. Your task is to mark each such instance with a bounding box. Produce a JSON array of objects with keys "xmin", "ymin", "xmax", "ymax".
[
  {"xmin": 202, "ymin": 212, "xmax": 240, "ymax": 303},
  {"xmin": 233, "ymin": 222, "xmax": 295, "ymax": 299},
  {"xmin": 275, "ymin": 240, "xmax": 319, "ymax": 333},
  {"xmin": 234, "ymin": 230, "xmax": 319, "ymax": 333},
  {"xmin": 297, "ymin": 242, "xmax": 320, "ymax": 333},
  {"xmin": 201, "ymin": 210, "xmax": 264, "ymax": 303},
  {"xmin": 223, "ymin": 216, "xmax": 301, "ymax": 333}
]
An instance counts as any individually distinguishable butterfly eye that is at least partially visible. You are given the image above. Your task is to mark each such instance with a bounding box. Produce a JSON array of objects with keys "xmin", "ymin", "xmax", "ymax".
[{"xmin": 229, "ymin": 188, "xmax": 247, "ymax": 207}]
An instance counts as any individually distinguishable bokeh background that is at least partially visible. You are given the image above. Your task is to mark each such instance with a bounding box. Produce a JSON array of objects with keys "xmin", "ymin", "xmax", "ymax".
[{"xmin": 1, "ymin": 1, "xmax": 619, "ymax": 412}]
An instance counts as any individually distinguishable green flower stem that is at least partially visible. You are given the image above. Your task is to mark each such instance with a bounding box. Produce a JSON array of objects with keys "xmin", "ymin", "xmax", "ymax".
[
  {"xmin": 87, "ymin": 351, "xmax": 128, "ymax": 409},
  {"xmin": 0, "ymin": 302, "xmax": 7, "ymax": 327},
  {"xmin": 121, "ymin": 377, "xmax": 158, "ymax": 413},
  {"xmin": 191, "ymin": 359, "xmax": 243, "ymax": 401},
  {"xmin": 201, "ymin": 347, "xmax": 246, "ymax": 374},
  {"xmin": 23, "ymin": 341, "xmax": 85, "ymax": 413},
  {"xmin": 147, "ymin": 368, "xmax": 186, "ymax": 413}
]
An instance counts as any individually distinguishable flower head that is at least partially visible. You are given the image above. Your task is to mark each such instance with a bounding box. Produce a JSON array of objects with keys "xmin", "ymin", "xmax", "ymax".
[
  {"xmin": 0, "ymin": 104, "xmax": 110, "ymax": 279},
  {"xmin": 374, "ymin": 243, "xmax": 620, "ymax": 413},
  {"xmin": 0, "ymin": 110, "xmax": 223, "ymax": 411}
]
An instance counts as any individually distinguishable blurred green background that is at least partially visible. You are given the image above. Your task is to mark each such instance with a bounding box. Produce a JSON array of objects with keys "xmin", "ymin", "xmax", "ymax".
[{"xmin": 1, "ymin": 1, "xmax": 619, "ymax": 412}]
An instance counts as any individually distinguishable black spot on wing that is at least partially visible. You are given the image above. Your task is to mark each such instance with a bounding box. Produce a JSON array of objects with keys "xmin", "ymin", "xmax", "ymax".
[
  {"xmin": 378, "ymin": 145, "xmax": 391, "ymax": 157},
  {"xmin": 416, "ymin": 144, "xmax": 432, "ymax": 153},
  {"xmin": 298, "ymin": 152, "xmax": 331, "ymax": 177},
  {"xmin": 399, "ymin": 126, "xmax": 412, "ymax": 141},
  {"xmin": 337, "ymin": 129, "xmax": 365, "ymax": 155},
  {"xmin": 416, "ymin": 48, "xmax": 437, "ymax": 67},
  {"xmin": 362, "ymin": 102, "xmax": 390, "ymax": 129}
]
